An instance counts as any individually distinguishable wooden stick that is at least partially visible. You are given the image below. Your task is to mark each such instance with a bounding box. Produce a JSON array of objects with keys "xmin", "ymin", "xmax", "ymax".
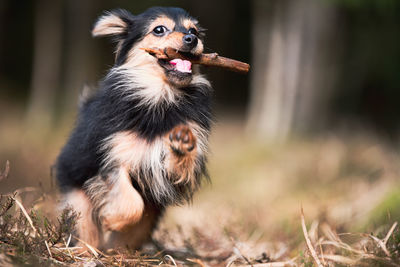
[{"xmin": 142, "ymin": 47, "xmax": 250, "ymax": 74}]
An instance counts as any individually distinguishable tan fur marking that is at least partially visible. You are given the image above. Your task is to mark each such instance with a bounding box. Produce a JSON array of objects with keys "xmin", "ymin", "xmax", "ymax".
[
  {"xmin": 97, "ymin": 167, "xmax": 144, "ymax": 232},
  {"xmin": 103, "ymin": 205, "xmax": 160, "ymax": 249},
  {"xmin": 102, "ymin": 132, "xmax": 158, "ymax": 170},
  {"xmin": 188, "ymin": 120, "xmax": 210, "ymax": 157},
  {"xmin": 146, "ymin": 16, "xmax": 175, "ymax": 34},
  {"xmin": 92, "ymin": 13, "xmax": 127, "ymax": 37},
  {"xmin": 61, "ymin": 190, "xmax": 100, "ymax": 248},
  {"xmin": 181, "ymin": 18, "xmax": 198, "ymax": 30},
  {"xmin": 101, "ymin": 131, "xmax": 172, "ymax": 201}
]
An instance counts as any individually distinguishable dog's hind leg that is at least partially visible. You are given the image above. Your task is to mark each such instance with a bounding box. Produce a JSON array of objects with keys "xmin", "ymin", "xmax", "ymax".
[
  {"xmin": 103, "ymin": 203, "xmax": 163, "ymax": 250},
  {"xmin": 61, "ymin": 189, "xmax": 101, "ymax": 249},
  {"xmin": 85, "ymin": 168, "xmax": 145, "ymax": 233}
]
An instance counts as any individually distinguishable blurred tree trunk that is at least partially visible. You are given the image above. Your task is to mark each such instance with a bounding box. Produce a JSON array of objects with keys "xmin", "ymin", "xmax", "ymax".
[
  {"xmin": 0, "ymin": 1, "xmax": 6, "ymax": 77},
  {"xmin": 247, "ymin": 0, "xmax": 338, "ymax": 141},
  {"xmin": 26, "ymin": 0, "xmax": 62, "ymax": 129},
  {"xmin": 60, "ymin": 0, "xmax": 96, "ymax": 122}
]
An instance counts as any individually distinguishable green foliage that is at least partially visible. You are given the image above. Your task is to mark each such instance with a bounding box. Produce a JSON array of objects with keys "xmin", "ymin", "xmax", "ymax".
[
  {"xmin": 388, "ymin": 227, "xmax": 400, "ymax": 261},
  {"xmin": 299, "ymin": 251, "xmax": 314, "ymax": 267},
  {"xmin": 368, "ymin": 187, "xmax": 400, "ymax": 228}
]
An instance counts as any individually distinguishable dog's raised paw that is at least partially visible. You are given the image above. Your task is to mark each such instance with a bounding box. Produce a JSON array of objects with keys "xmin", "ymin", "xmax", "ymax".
[{"xmin": 169, "ymin": 125, "xmax": 196, "ymax": 156}]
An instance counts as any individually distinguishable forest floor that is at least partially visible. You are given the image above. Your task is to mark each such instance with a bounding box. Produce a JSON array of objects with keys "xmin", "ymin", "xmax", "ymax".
[{"xmin": 1, "ymin": 115, "xmax": 400, "ymax": 266}]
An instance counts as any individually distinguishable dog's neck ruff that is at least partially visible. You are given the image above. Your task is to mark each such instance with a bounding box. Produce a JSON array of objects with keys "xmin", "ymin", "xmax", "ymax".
[{"xmin": 107, "ymin": 66, "xmax": 181, "ymax": 109}]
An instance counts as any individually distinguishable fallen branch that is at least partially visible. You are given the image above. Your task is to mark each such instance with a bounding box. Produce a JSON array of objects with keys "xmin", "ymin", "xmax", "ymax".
[{"xmin": 142, "ymin": 47, "xmax": 250, "ymax": 74}]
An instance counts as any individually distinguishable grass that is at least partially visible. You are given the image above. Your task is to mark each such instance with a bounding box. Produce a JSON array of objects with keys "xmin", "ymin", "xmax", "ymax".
[{"xmin": 1, "ymin": 116, "xmax": 400, "ymax": 266}]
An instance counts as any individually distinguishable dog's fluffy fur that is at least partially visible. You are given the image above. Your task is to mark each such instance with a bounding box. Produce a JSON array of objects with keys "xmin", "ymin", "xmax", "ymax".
[{"xmin": 56, "ymin": 7, "xmax": 212, "ymax": 249}]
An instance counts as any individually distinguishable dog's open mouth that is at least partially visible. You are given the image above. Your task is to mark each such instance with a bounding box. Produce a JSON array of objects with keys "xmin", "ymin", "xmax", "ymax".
[
  {"xmin": 156, "ymin": 51, "xmax": 196, "ymax": 86},
  {"xmin": 169, "ymin": 59, "xmax": 192, "ymax": 73},
  {"xmin": 159, "ymin": 59, "xmax": 192, "ymax": 74}
]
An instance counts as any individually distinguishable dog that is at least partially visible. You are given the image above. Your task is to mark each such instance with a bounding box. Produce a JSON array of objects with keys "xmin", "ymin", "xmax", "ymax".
[{"xmin": 56, "ymin": 7, "xmax": 212, "ymax": 250}]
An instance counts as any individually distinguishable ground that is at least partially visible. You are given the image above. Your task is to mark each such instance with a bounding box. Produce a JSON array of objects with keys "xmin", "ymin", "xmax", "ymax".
[{"xmin": 1, "ymin": 113, "xmax": 400, "ymax": 266}]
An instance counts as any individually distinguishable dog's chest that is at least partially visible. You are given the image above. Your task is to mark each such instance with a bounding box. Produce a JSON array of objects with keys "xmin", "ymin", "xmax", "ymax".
[{"xmin": 101, "ymin": 122, "xmax": 208, "ymax": 172}]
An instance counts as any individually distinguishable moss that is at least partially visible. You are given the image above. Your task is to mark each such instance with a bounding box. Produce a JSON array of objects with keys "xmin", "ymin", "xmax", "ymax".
[{"xmin": 367, "ymin": 186, "xmax": 400, "ymax": 229}]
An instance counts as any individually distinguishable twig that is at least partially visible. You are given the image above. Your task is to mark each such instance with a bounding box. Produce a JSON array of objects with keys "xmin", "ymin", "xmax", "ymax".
[
  {"xmin": 12, "ymin": 196, "xmax": 37, "ymax": 234},
  {"xmin": 45, "ymin": 240, "xmax": 53, "ymax": 258},
  {"xmin": 142, "ymin": 47, "xmax": 250, "ymax": 74},
  {"xmin": 63, "ymin": 235, "xmax": 76, "ymax": 261},
  {"xmin": 369, "ymin": 235, "xmax": 391, "ymax": 257},
  {"xmin": 66, "ymin": 234, "xmax": 72, "ymax": 247},
  {"xmin": 319, "ymin": 241, "xmax": 326, "ymax": 266},
  {"xmin": 301, "ymin": 207, "xmax": 324, "ymax": 267},
  {"xmin": 383, "ymin": 222, "xmax": 398, "ymax": 245},
  {"xmin": 163, "ymin": 255, "xmax": 177, "ymax": 267},
  {"xmin": 72, "ymin": 235, "xmax": 101, "ymax": 258},
  {"xmin": 0, "ymin": 160, "xmax": 10, "ymax": 182}
]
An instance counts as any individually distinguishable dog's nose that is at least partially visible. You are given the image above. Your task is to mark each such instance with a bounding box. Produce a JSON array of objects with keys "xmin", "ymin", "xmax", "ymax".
[{"xmin": 182, "ymin": 34, "xmax": 198, "ymax": 49}]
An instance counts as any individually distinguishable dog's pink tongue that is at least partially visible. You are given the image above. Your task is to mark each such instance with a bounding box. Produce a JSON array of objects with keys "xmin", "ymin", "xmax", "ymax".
[{"xmin": 170, "ymin": 59, "xmax": 192, "ymax": 73}]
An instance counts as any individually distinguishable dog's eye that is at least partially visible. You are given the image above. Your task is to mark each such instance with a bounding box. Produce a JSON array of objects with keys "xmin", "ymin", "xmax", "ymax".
[
  {"xmin": 188, "ymin": 28, "xmax": 198, "ymax": 36},
  {"xmin": 153, "ymin": 25, "xmax": 167, "ymax": 36}
]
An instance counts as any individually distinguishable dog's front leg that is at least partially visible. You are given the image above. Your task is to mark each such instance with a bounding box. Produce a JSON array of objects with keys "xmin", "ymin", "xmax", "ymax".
[{"xmin": 165, "ymin": 124, "xmax": 198, "ymax": 185}]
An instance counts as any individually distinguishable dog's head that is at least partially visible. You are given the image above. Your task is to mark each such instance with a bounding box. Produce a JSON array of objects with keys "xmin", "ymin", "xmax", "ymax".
[{"xmin": 93, "ymin": 7, "xmax": 205, "ymax": 88}]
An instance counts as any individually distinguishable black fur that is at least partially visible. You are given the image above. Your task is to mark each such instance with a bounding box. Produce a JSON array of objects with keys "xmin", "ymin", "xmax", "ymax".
[
  {"xmin": 56, "ymin": 7, "xmax": 213, "ymax": 207},
  {"xmin": 110, "ymin": 7, "xmax": 204, "ymax": 65}
]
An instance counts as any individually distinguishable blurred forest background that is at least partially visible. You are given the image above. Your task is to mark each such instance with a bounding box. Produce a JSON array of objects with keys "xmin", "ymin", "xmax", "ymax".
[{"xmin": 1, "ymin": 0, "xmax": 400, "ymax": 264}]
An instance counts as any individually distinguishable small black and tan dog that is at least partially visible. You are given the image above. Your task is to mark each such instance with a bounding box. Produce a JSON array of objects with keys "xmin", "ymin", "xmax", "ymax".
[{"xmin": 56, "ymin": 7, "xmax": 212, "ymax": 249}]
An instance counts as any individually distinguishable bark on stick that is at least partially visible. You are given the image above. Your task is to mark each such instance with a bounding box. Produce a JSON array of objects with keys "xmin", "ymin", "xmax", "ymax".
[{"xmin": 142, "ymin": 47, "xmax": 250, "ymax": 74}]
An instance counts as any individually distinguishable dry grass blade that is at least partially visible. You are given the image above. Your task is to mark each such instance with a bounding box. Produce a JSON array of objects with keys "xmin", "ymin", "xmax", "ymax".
[
  {"xmin": 321, "ymin": 223, "xmax": 341, "ymax": 243},
  {"xmin": 187, "ymin": 258, "xmax": 208, "ymax": 267},
  {"xmin": 225, "ymin": 257, "xmax": 239, "ymax": 267},
  {"xmin": 252, "ymin": 262, "xmax": 296, "ymax": 267},
  {"xmin": 66, "ymin": 234, "xmax": 72, "ymax": 247},
  {"xmin": 12, "ymin": 196, "xmax": 37, "ymax": 234},
  {"xmin": 369, "ymin": 234, "xmax": 391, "ymax": 257},
  {"xmin": 0, "ymin": 160, "xmax": 10, "ymax": 181},
  {"xmin": 301, "ymin": 207, "xmax": 324, "ymax": 267},
  {"xmin": 319, "ymin": 241, "xmax": 326, "ymax": 266},
  {"xmin": 72, "ymin": 236, "xmax": 100, "ymax": 258},
  {"xmin": 230, "ymin": 237, "xmax": 252, "ymax": 266},
  {"xmin": 322, "ymin": 254, "xmax": 357, "ymax": 265},
  {"xmin": 163, "ymin": 255, "xmax": 177, "ymax": 266},
  {"xmin": 383, "ymin": 222, "xmax": 398, "ymax": 245},
  {"xmin": 44, "ymin": 240, "xmax": 52, "ymax": 258},
  {"xmin": 320, "ymin": 240, "xmax": 365, "ymax": 255},
  {"xmin": 63, "ymin": 235, "xmax": 76, "ymax": 261}
]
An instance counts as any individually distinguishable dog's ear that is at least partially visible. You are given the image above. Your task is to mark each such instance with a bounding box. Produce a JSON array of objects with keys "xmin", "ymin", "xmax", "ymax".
[{"xmin": 92, "ymin": 9, "xmax": 133, "ymax": 39}]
